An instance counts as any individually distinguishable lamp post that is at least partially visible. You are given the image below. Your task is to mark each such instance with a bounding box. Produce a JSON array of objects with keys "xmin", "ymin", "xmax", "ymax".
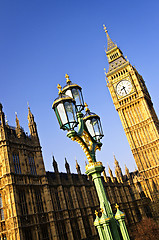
[{"xmin": 52, "ymin": 74, "xmax": 130, "ymax": 240}]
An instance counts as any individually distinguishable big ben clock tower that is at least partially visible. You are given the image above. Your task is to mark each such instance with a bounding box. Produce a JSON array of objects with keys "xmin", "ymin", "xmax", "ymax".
[{"xmin": 103, "ymin": 26, "xmax": 159, "ymax": 214}]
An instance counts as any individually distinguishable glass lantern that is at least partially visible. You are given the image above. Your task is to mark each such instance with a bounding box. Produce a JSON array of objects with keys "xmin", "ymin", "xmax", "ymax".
[
  {"xmin": 62, "ymin": 74, "xmax": 85, "ymax": 112},
  {"xmin": 83, "ymin": 105, "xmax": 104, "ymax": 142},
  {"xmin": 52, "ymin": 93, "xmax": 78, "ymax": 131}
]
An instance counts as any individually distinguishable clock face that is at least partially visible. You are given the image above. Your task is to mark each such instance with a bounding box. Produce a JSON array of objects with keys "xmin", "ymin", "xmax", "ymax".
[{"xmin": 116, "ymin": 80, "xmax": 132, "ymax": 97}]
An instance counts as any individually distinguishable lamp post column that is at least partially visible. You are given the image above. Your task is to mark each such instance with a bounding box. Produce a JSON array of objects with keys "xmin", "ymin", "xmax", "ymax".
[
  {"xmin": 85, "ymin": 162, "xmax": 112, "ymax": 217},
  {"xmin": 85, "ymin": 162, "xmax": 121, "ymax": 240},
  {"xmin": 94, "ymin": 211, "xmax": 107, "ymax": 240},
  {"xmin": 115, "ymin": 205, "xmax": 130, "ymax": 240}
]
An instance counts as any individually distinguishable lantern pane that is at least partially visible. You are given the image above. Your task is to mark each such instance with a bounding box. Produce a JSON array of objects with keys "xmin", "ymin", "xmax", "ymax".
[
  {"xmin": 72, "ymin": 103, "xmax": 77, "ymax": 121},
  {"xmin": 65, "ymin": 89, "xmax": 73, "ymax": 99},
  {"xmin": 85, "ymin": 119, "xmax": 95, "ymax": 137},
  {"xmin": 93, "ymin": 118, "xmax": 100, "ymax": 136},
  {"xmin": 54, "ymin": 108, "xmax": 63, "ymax": 127},
  {"xmin": 72, "ymin": 88, "xmax": 81, "ymax": 105},
  {"xmin": 64, "ymin": 101, "xmax": 77, "ymax": 129},
  {"xmin": 98, "ymin": 120, "xmax": 103, "ymax": 136},
  {"xmin": 57, "ymin": 103, "xmax": 68, "ymax": 125}
]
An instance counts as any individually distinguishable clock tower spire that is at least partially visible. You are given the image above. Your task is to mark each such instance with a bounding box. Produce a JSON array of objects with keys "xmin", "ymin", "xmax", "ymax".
[
  {"xmin": 103, "ymin": 25, "xmax": 128, "ymax": 74},
  {"xmin": 104, "ymin": 27, "xmax": 159, "ymax": 220}
]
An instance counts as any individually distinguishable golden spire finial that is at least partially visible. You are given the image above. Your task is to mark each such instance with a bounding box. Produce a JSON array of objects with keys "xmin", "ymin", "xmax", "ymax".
[
  {"xmin": 115, "ymin": 203, "xmax": 119, "ymax": 209},
  {"xmin": 65, "ymin": 74, "xmax": 71, "ymax": 84},
  {"xmin": 95, "ymin": 210, "xmax": 98, "ymax": 216},
  {"xmin": 84, "ymin": 103, "xmax": 89, "ymax": 112},
  {"xmin": 103, "ymin": 25, "xmax": 116, "ymax": 51},
  {"xmin": 57, "ymin": 84, "xmax": 62, "ymax": 94},
  {"xmin": 103, "ymin": 24, "xmax": 107, "ymax": 33},
  {"xmin": 27, "ymin": 102, "xmax": 31, "ymax": 111}
]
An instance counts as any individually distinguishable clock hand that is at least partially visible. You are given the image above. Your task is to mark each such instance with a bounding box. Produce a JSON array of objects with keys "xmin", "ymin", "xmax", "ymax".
[
  {"xmin": 121, "ymin": 86, "xmax": 127, "ymax": 94},
  {"xmin": 124, "ymin": 88, "xmax": 127, "ymax": 94}
]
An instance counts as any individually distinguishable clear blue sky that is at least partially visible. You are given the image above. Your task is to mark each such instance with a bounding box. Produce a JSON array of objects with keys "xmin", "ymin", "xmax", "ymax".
[{"xmin": 0, "ymin": 1, "xmax": 159, "ymax": 175}]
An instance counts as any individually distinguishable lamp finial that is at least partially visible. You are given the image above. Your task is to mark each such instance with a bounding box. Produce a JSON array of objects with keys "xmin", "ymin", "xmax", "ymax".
[
  {"xmin": 84, "ymin": 103, "xmax": 89, "ymax": 112},
  {"xmin": 65, "ymin": 74, "xmax": 71, "ymax": 84},
  {"xmin": 115, "ymin": 203, "xmax": 119, "ymax": 209},
  {"xmin": 57, "ymin": 84, "xmax": 62, "ymax": 94}
]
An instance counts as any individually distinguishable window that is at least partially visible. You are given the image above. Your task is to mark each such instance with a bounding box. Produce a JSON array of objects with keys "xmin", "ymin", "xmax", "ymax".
[
  {"xmin": 23, "ymin": 228, "xmax": 32, "ymax": 240},
  {"xmin": 128, "ymin": 187, "xmax": 135, "ymax": 201},
  {"xmin": 0, "ymin": 194, "xmax": 4, "ymax": 221},
  {"xmin": 35, "ymin": 189, "xmax": 44, "ymax": 213},
  {"xmin": 12, "ymin": 153, "xmax": 21, "ymax": 174},
  {"xmin": 83, "ymin": 216, "xmax": 92, "ymax": 237},
  {"xmin": 51, "ymin": 188, "xmax": 61, "ymax": 211},
  {"xmin": 71, "ymin": 218, "xmax": 81, "ymax": 240},
  {"xmin": 57, "ymin": 221, "xmax": 67, "ymax": 240},
  {"xmin": 28, "ymin": 155, "xmax": 37, "ymax": 175},
  {"xmin": 144, "ymin": 205, "xmax": 152, "ymax": 218},
  {"xmin": 41, "ymin": 224, "xmax": 49, "ymax": 240},
  {"xmin": 0, "ymin": 235, "xmax": 7, "ymax": 240},
  {"xmin": 76, "ymin": 188, "xmax": 85, "ymax": 208},
  {"xmin": 64, "ymin": 188, "xmax": 74, "ymax": 209},
  {"xmin": 19, "ymin": 191, "xmax": 28, "ymax": 215}
]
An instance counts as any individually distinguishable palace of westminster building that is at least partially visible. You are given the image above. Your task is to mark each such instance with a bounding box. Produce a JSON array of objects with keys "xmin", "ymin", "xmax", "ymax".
[{"xmin": 0, "ymin": 29, "xmax": 158, "ymax": 240}]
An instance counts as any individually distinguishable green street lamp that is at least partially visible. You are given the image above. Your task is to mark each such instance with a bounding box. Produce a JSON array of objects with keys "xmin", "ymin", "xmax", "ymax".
[
  {"xmin": 52, "ymin": 74, "xmax": 130, "ymax": 240},
  {"xmin": 62, "ymin": 74, "xmax": 85, "ymax": 112},
  {"xmin": 53, "ymin": 84, "xmax": 78, "ymax": 130},
  {"xmin": 84, "ymin": 104, "xmax": 104, "ymax": 142}
]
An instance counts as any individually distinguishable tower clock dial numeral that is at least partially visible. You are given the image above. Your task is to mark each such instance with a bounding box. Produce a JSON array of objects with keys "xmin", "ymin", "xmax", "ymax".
[{"xmin": 116, "ymin": 80, "xmax": 132, "ymax": 97}]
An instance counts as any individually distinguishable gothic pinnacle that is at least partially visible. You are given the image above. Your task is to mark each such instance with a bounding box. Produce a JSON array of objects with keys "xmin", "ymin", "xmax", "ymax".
[{"xmin": 15, "ymin": 112, "xmax": 20, "ymax": 129}]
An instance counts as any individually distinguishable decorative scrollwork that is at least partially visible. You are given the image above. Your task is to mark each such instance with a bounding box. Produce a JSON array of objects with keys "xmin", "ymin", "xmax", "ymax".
[{"xmin": 71, "ymin": 135, "xmax": 93, "ymax": 163}]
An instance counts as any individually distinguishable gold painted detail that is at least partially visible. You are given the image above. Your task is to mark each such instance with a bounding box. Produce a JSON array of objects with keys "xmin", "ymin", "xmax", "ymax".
[
  {"xmin": 103, "ymin": 24, "xmax": 107, "ymax": 33},
  {"xmin": 65, "ymin": 74, "xmax": 71, "ymax": 84},
  {"xmin": 115, "ymin": 203, "xmax": 119, "ymax": 209},
  {"xmin": 100, "ymin": 208, "xmax": 104, "ymax": 213},
  {"xmin": 71, "ymin": 135, "xmax": 93, "ymax": 163},
  {"xmin": 57, "ymin": 84, "xmax": 62, "ymax": 94},
  {"xmin": 95, "ymin": 210, "xmax": 98, "ymax": 216},
  {"xmin": 84, "ymin": 102, "xmax": 89, "ymax": 112},
  {"xmin": 82, "ymin": 130, "xmax": 93, "ymax": 150},
  {"xmin": 95, "ymin": 144, "xmax": 101, "ymax": 152},
  {"xmin": 100, "ymin": 208, "xmax": 110, "ymax": 221},
  {"xmin": 85, "ymin": 161, "xmax": 103, "ymax": 171}
]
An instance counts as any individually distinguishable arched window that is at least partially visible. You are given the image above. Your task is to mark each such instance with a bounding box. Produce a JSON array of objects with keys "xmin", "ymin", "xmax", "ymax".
[
  {"xmin": 18, "ymin": 191, "xmax": 28, "ymax": 215},
  {"xmin": 28, "ymin": 155, "xmax": 37, "ymax": 175},
  {"xmin": 0, "ymin": 194, "xmax": 4, "ymax": 221},
  {"xmin": 0, "ymin": 234, "xmax": 7, "ymax": 240},
  {"xmin": 12, "ymin": 153, "xmax": 21, "ymax": 174}
]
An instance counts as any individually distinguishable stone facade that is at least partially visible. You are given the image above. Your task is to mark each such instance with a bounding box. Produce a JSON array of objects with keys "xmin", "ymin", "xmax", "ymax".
[{"xmin": 0, "ymin": 104, "xmax": 154, "ymax": 239}]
